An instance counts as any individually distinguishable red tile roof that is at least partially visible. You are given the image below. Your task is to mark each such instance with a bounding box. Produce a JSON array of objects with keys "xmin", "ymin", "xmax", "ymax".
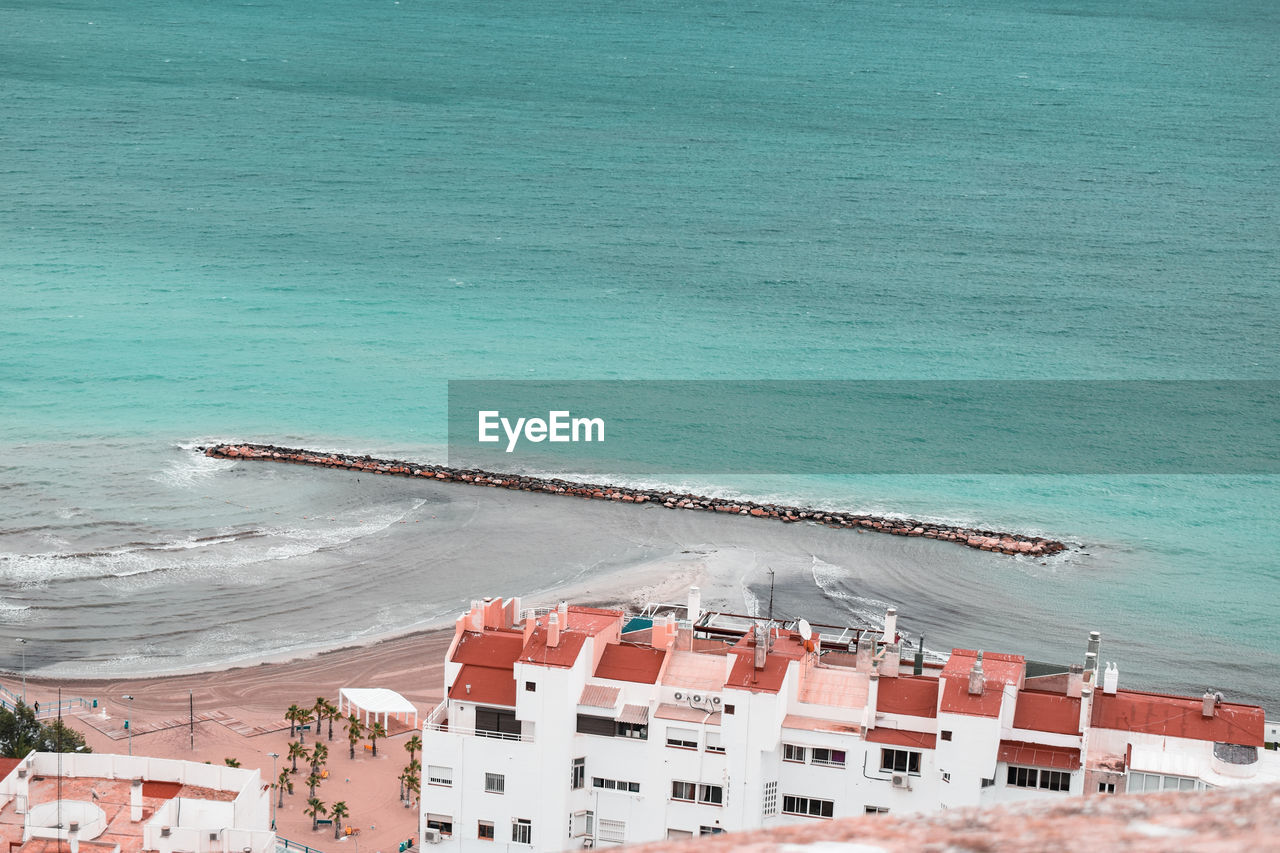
[
  {"xmin": 521, "ymin": 627, "xmax": 588, "ymax": 668},
  {"xmin": 876, "ymin": 676, "xmax": 940, "ymax": 718},
  {"xmin": 141, "ymin": 780, "xmax": 182, "ymax": 800},
  {"xmin": 998, "ymin": 740, "xmax": 1081, "ymax": 770},
  {"xmin": 451, "ymin": 630, "xmax": 525, "ymax": 667},
  {"xmin": 0, "ymin": 759, "xmax": 20, "ymax": 782},
  {"xmin": 866, "ymin": 728, "xmax": 937, "ymax": 749},
  {"xmin": 725, "ymin": 650, "xmax": 791, "ymax": 694},
  {"xmin": 566, "ymin": 605, "xmax": 625, "ymax": 633},
  {"xmin": 730, "ymin": 631, "xmax": 808, "ymax": 660},
  {"xmin": 449, "ymin": 664, "xmax": 517, "ymax": 707},
  {"xmin": 1091, "ymin": 689, "xmax": 1265, "ymax": 747},
  {"xmin": 1013, "ymin": 691, "xmax": 1082, "ymax": 735},
  {"xmin": 939, "ymin": 649, "xmax": 1024, "ymax": 718},
  {"xmin": 594, "ymin": 643, "xmax": 667, "ymax": 684}
]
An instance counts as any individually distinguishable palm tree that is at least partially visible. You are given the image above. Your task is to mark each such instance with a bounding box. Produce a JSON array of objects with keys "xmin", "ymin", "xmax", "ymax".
[
  {"xmin": 304, "ymin": 797, "xmax": 326, "ymax": 831},
  {"xmin": 330, "ymin": 801, "xmax": 349, "ymax": 839},
  {"xmin": 277, "ymin": 770, "xmax": 293, "ymax": 808},
  {"xmin": 367, "ymin": 721, "xmax": 387, "ymax": 757},
  {"xmin": 404, "ymin": 734, "xmax": 422, "ymax": 766},
  {"xmin": 404, "ymin": 770, "xmax": 420, "ymax": 807},
  {"xmin": 310, "ymin": 742, "xmax": 328, "ymax": 777},
  {"xmin": 323, "ymin": 699, "xmax": 339, "ymax": 741},
  {"xmin": 306, "ymin": 771, "xmax": 321, "ymax": 801},
  {"xmin": 288, "ymin": 740, "xmax": 307, "ymax": 774},
  {"xmin": 397, "ymin": 770, "xmax": 407, "ymax": 802},
  {"xmin": 223, "ymin": 757, "xmax": 241, "ymax": 768},
  {"xmin": 312, "ymin": 697, "xmax": 328, "ymax": 745},
  {"xmin": 286, "ymin": 704, "xmax": 303, "ymax": 737},
  {"xmin": 345, "ymin": 714, "xmax": 364, "ymax": 760},
  {"xmin": 296, "ymin": 708, "xmax": 312, "ymax": 743}
]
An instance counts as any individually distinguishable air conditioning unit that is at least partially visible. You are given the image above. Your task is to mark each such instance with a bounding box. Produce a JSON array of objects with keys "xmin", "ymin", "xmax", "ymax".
[
  {"xmin": 693, "ymin": 694, "xmax": 703, "ymax": 703},
  {"xmin": 160, "ymin": 828, "xmax": 172, "ymax": 838},
  {"xmin": 673, "ymin": 692, "xmax": 683, "ymax": 701},
  {"xmin": 209, "ymin": 833, "xmax": 220, "ymax": 842},
  {"xmin": 423, "ymin": 829, "xmax": 441, "ymax": 844},
  {"xmin": 711, "ymin": 696, "xmax": 721, "ymax": 705},
  {"xmin": 582, "ymin": 840, "xmax": 594, "ymax": 849},
  {"xmin": 891, "ymin": 773, "xmax": 911, "ymax": 790}
]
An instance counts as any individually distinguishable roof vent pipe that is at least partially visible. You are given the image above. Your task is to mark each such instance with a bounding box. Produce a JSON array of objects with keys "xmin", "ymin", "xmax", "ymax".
[
  {"xmin": 1084, "ymin": 652, "xmax": 1098, "ymax": 684},
  {"xmin": 1086, "ymin": 632, "xmax": 1101, "ymax": 678},
  {"xmin": 968, "ymin": 650, "xmax": 986, "ymax": 696},
  {"xmin": 882, "ymin": 607, "xmax": 897, "ymax": 644}
]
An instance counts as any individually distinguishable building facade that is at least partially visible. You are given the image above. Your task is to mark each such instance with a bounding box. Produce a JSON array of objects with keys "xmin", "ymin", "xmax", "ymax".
[{"xmin": 420, "ymin": 592, "xmax": 1278, "ymax": 851}]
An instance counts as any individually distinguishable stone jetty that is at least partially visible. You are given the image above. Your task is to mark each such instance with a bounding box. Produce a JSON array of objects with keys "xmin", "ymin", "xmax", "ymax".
[{"xmin": 201, "ymin": 443, "xmax": 1069, "ymax": 558}]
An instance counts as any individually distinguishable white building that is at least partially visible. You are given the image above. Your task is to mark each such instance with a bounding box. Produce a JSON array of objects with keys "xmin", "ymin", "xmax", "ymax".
[
  {"xmin": 0, "ymin": 751, "xmax": 275, "ymax": 853},
  {"xmin": 420, "ymin": 592, "xmax": 1279, "ymax": 851}
]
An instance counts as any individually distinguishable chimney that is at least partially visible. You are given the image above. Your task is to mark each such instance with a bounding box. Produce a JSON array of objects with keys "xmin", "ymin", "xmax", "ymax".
[
  {"xmin": 548, "ymin": 611, "xmax": 561, "ymax": 648},
  {"xmin": 68, "ymin": 822, "xmax": 80, "ymax": 853},
  {"xmin": 968, "ymin": 651, "xmax": 986, "ymax": 696},
  {"xmin": 558, "ymin": 600, "xmax": 569, "ymax": 625},
  {"xmin": 468, "ymin": 600, "xmax": 484, "ymax": 632},
  {"xmin": 1067, "ymin": 664, "xmax": 1083, "ymax": 698},
  {"xmin": 863, "ymin": 672, "xmax": 879, "ymax": 731},
  {"xmin": 131, "ymin": 778, "xmax": 143, "ymax": 822},
  {"xmin": 1202, "ymin": 691, "xmax": 1216, "ymax": 718},
  {"xmin": 753, "ymin": 624, "xmax": 768, "ymax": 671},
  {"xmin": 879, "ymin": 643, "xmax": 900, "ymax": 678},
  {"xmin": 1086, "ymin": 632, "xmax": 1101, "ymax": 681},
  {"xmin": 882, "ymin": 607, "xmax": 897, "ymax": 644},
  {"xmin": 687, "ymin": 586, "xmax": 701, "ymax": 623},
  {"xmin": 523, "ymin": 615, "xmax": 536, "ymax": 646},
  {"xmin": 1102, "ymin": 662, "xmax": 1118, "ymax": 695},
  {"xmin": 855, "ymin": 634, "xmax": 874, "ymax": 673}
]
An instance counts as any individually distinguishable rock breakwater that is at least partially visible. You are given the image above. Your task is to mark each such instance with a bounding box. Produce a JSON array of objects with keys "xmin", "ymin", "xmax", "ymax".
[{"xmin": 202, "ymin": 443, "xmax": 1068, "ymax": 558}]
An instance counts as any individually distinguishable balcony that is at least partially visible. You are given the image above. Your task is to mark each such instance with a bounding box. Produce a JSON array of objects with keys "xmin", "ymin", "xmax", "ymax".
[{"xmin": 422, "ymin": 701, "xmax": 534, "ymax": 743}]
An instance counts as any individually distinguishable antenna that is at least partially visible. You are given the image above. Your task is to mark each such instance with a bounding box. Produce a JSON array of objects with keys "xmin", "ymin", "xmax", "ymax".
[
  {"xmin": 767, "ymin": 568, "xmax": 775, "ymax": 624},
  {"xmin": 798, "ymin": 619, "xmax": 812, "ymax": 642}
]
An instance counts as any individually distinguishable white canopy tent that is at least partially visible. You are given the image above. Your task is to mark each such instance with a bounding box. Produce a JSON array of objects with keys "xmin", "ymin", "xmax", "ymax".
[{"xmin": 338, "ymin": 687, "xmax": 419, "ymax": 729}]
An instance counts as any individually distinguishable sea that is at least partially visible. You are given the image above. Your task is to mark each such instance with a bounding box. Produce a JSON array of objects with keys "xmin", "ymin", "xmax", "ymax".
[{"xmin": 1, "ymin": 0, "xmax": 1277, "ymax": 707}]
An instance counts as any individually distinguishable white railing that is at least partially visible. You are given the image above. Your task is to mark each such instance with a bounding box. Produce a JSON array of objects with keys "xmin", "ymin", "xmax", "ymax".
[
  {"xmin": 425, "ymin": 700, "xmax": 447, "ymax": 729},
  {"xmin": 422, "ymin": 699, "xmax": 532, "ymax": 742}
]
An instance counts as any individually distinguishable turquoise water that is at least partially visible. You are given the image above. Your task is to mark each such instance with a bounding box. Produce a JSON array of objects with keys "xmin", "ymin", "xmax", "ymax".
[{"xmin": 1, "ymin": 0, "xmax": 1278, "ymax": 701}]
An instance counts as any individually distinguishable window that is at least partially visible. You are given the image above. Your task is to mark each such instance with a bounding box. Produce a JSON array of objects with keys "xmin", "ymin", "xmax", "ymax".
[
  {"xmin": 782, "ymin": 795, "xmax": 834, "ymax": 819},
  {"xmin": 864, "ymin": 806, "xmax": 889, "ymax": 814},
  {"xmin": 699, "ymin": 826, "xmax": 725, "ymax": 835},
  {"xmin": 724, "ymin": 704, "xmax": 735, "ymax": 715},
  {"xmin": 475, "ymin": 707, "xmax": 521, "ymax": 738},
  {"xmin": 811, "ymin": 747, "xmax": 846, "ymax": 768},
  {"xmin": 598, "ymin": 819, "xmax": 625, "ymax": 843},
  {"xmin": 592, "ymin": 776, "xmax": 640, "ymax": 793},
  {"xmin": 762, "ymin": 781, "xmax": 778, "ymax": 819},
  {"xmin": 981, "ymin": 776, "xmax": 996, "ymax": 788},
  {"xmin": 698, "ymin": 784, "xmax": 724, "ymax": 805},
  {"xmin": 525, "ymin": 680, "xmax": 536, "ymax": 692},
  {"xmin": 484, "ymin": 773, "xmax": 505, "ymax": 794},
  {"xmin": 666, "ymin": 829, "xmax": 693, "ymax": 840},
  {"xmin": 942, "ymin": 771, "xmax": 951, "ymax": 783},
  {"xmin": 576, "ymin": 714, "xmax": 615, "ymax": 737},
  {"xmin": 706, "ymin": 731, "xmax": 725, "ymax": 754},
  {"xmin": 571, "ymin": 811, "xmax": 594, "ymax": 838},
  {"xmin": 571, "ymin": 757, "xmax": 585, "ymax": 789},
  {"xmin": 1126, "ymin": 771, "xmax": 1200, "ymax": 793},
  {"xmin": 782, "ymin": 743, "xmax": 807, "ymax": 763},
  {"xmin": 425, "ymin": 814, "xmax": 453, "ymax": 837},
  {"xmin": 617, "ymin": 721, "xmax": 648, "ymax": 739},
  {"xmin": 667, "ymin": 727, "xmax": 698, "ymax": 749},
  {"xmin": 880, "ymin": 748, "xmax": 921, "ymax": 775},
  {"xmin": 941, "ymin": 730, "xmax": 953, "ymax": 741},
  {"xmin": 477, "ymin": 821, "xmax": 494, "ymax": 841},
  {"xmin": 1007, "ymin": 766, "xmax": 1070, "ymax": 792},
  {"xmin": 427, "ymin": 765, "xmax": 452, "ymax": 787},
  {"xmin": 671, "ymin": 781, "xmax": 696, "ymax": 801},
  {"xmin": 1098, "ymin": 782, "xmax": 1115, "ymax": 794},
  {"xmin": 511, "ymin": 819, "xmax": 532, "ymax": 845}
]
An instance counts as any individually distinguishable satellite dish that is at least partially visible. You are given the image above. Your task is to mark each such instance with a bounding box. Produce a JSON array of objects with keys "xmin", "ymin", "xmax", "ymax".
[{"xmin": 798, "ymin": 619, "xmax": 813, "ymax": 641}]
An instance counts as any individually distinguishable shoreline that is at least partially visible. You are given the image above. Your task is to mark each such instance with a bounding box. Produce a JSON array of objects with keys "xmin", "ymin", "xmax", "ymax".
[{"xmin": 204, "ymin": 442, "xmax": 1070, "ymax": 558}]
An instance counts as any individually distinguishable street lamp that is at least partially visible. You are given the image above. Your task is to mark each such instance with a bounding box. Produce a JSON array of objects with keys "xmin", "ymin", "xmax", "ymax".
[
  {"xmin": 15, "ymin": 639, "xmax": 26, "ymax": 704},
  {"xmin": 267, "ymin": 752, "xmax": 279, "ymax": 830},
  {"xmin": 122, "ymin": 695, "xmax": 134, "ymax": 755}
]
